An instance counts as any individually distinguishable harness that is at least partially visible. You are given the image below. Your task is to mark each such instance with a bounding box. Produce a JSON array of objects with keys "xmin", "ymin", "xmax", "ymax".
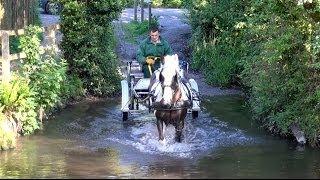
[
  {"xmin": 149, "ymin": 72, "xmax": 193, "ymax": 111},
  {"xmin": 152, "ymin": 100, "xmax": 191, "ymax": 111}
]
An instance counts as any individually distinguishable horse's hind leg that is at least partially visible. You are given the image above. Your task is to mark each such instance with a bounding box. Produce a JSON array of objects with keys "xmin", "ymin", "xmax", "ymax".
[{"xmin": 157, "ymin": 119, "xmax": 165, "ymax": 141}]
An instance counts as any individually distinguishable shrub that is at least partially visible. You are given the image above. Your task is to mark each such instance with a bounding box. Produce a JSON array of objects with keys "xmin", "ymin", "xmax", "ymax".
[
  {"xmin": 0, "ymin": 75, "xmax": 38, "ymax": 135},
  {"xmin": 59, "ymin": 0, "xmax": 123, "ymax": 96},
  {"xmin": 187, "ymin": 0, "xmax": 247, "ymax": 87},
  {"xmin": 123, "ymin": 16, "xmax": 159, "ymax": 43}
]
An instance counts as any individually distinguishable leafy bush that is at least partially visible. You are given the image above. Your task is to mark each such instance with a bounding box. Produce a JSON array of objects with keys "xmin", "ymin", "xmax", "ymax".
[
  {"xmin": 17, "ymin": 25, "xmax": 80, "ymax": 133},
  {"xmin": 19, "ymin": 25, "xmax": 68, "ymax": 112},
  {"xmin": 123, "ymin": 16, "xmax": 159, "ymax": 43},
  {"xmin": 60, "ymin": 74, "xmax": 84, "ymax": 102},
  {"xmin": 123, "ymin": 0, "xmax": 134, "ymax": 7},
  {"xmin": 187, "ymin": 0, "xmax": 247, "ymax": 87},
  {"xmin": 186, "ymin": 0, "xmax": 320, "ymax": 146},
  {"xmin": 29, "ymin": 55, "xmax": 68, "ymax": 111},
  {"xmin": 240, "ymin": 0, "xmax": 320, "ymax": 146},
  {"xmin": 151, "ymin": 0, "xmax": 182, "ymax": 7},
  {"xmin": 59, "ymin": 0, "xmax": 123, "ymax": 96},
  {"xmin": 0, "ymin": 75, "xmax": 38, "ymax": 135},
  {"xmin": 9, "ymin": 36, "xmax": 22, "ymax": 54}
]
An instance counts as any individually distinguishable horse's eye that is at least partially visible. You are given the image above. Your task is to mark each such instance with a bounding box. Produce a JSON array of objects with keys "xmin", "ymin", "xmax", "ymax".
[
  {"xmin": 173, "ymin": 75, "xmax": 177, "ymax": 82},
  {"xmin": 160, "ymin": 74, "xmax": 164, "ymax": 82}
]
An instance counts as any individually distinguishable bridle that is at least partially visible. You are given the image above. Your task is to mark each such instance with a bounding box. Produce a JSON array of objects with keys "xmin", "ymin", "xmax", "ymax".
[
  {"xmin": 159, "ymin": 68, "xmax": 181, "ymax": 106},
  {"xmin": 149, "ymin": 60, "xmax": 192, "ymax": 111}
]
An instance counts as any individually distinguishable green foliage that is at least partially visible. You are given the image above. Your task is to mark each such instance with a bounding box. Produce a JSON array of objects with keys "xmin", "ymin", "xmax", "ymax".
[
  {"xmin": 122, "ymin": 0, "xmax": 134, "ymax": 7},
  {"xmin": 9, "ymin": 36, "xmax": 22, "ymax": 54},
  {"xmin": 239, "ymin": 0, "xmax": 320, "ymax": 146},
  {"xmin": 152, "ymin": 0, "xmax": 182, "ymax": 7},
  {"xmin": 123, "ymin": 16, "xmax": 159, "ymax": 44},
  {"xmin": 17, "ymin": 24, "xmax": 78, "ymax": 134},
  {"xmin": 187, "ymin": 0, "xmax": 247, "ymax": 87},
  {"xmin": 19, "ymin": 25, "xmax": 67, "ymax": 111},
  {"xmin": 186, "ymin": 0, "xmax": 320, "ymax": 146},
  {"xmin": 60, "ymin": 74, "xmax": 84, "ymax": 102},
  {"xmin": 59, "ymin": 0, "xmax": 123, "ymax": 96},
  {"xmin": 19, "ymin": 25, "xmax": 42, "ymax": 68},
  {"xmin": 0, "ymin": 75, "xmax": 38, "ymax": 135},
  {"xmin": 29, "ymin": 55, "xmax": 68, "ymax": 111},
  {"xmin": 30, "ymin": 0, "xmax": 41, "ymax": 26}
]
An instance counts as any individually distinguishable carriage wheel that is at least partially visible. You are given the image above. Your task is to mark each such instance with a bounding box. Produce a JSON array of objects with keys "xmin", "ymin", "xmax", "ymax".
[
  {"xmin": 192, "ymin": 111, "xmax": 198, "ymax": 119},
  {"xmin": 129, "ymin": 76, "xmax": 135, "ymax": 110},
  {"xmin": 129, "ymin": 98, "xmax": 135, "ymax": 110},
  {"xmin": 148, "ymin": 97, "xmax": 152, "ymax": 113},
  {"xmin": 122, "ymin": 112, "xmax": 128, "ymax": 121},
  {"xmin": 136, "ymin": 99, "xmax": 139, "ymax": 110}
]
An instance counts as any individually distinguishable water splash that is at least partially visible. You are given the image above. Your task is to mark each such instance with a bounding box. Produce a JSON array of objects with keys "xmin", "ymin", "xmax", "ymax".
[{"xmin": 106, "ymin": 110, "xmax": 256, "ymax": 159}]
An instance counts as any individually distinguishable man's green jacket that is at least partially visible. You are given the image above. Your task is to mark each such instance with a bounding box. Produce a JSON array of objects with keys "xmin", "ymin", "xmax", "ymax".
[{"xmin": 136, "ymin": 36, "xmax": 173, "ymax": 78}]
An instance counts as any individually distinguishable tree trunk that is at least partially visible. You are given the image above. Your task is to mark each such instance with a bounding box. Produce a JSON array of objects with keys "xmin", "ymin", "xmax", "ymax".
[
  {"xmin": 140, "ymin": 0, "xmax": 144, "ymax": 22},
  {"xmin": 134, "ymin": 0, "xmax": 137, "ymax": 21},
  {"xmin": 0, "ymin": 0, "xmax": 38, "ymax": 30}
]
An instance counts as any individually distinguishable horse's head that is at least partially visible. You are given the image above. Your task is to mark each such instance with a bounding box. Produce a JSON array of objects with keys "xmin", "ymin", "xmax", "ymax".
[{"xmin": 158, "ymin": 54, "xmax": 182, "ymax": 106}]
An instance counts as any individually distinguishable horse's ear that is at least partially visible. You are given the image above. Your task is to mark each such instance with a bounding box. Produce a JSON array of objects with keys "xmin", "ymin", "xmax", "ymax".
[
  {"xmin": 174, "ymin": 54, "xmax": 179, "ymax": 61},
  {"xmin": 160, "ymin": 56, "xmax": 164, "ymax": 64}
]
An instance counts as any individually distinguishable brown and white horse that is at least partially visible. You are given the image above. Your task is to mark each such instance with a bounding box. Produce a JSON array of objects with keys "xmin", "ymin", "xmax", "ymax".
[{"xmin": 149, "ymin": 54, "xmax": 191, "ymax": 143}]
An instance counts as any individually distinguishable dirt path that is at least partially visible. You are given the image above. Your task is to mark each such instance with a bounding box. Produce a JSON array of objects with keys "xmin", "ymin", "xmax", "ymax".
[{"xmin": 114, "ymin": 8, "xmax": 243, "ymax": 97}]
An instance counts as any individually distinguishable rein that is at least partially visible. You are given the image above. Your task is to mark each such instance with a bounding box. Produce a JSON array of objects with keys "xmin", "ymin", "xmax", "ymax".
[{"xmin": 151, "ymin": 85, "xmax": 191, "ymax": 111}]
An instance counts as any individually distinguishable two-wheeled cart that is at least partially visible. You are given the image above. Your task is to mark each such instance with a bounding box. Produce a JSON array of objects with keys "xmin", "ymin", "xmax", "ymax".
[{"xmin": 121, "ymin": 60, "xmax": 201, "ymax": 121}]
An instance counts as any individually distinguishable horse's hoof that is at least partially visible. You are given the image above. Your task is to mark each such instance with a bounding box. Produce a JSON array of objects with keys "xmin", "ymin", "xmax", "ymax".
[
  {"xmin": 175, "ymin": 137, "xmax": 182, "ymax": 143},
  {"xmin": 159, "ymin": 139, "xmax": 166, "ymax": 145}
]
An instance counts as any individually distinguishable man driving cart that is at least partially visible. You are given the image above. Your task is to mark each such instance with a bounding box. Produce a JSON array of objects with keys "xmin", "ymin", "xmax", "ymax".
[{"xmin": 136, "ymin": 26, "xmax": 173, "ymax": 78}]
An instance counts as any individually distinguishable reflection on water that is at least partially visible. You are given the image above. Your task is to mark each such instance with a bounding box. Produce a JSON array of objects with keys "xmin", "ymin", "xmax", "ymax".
[{"xmin": 0, "ymin": 96, "xmax": 320, "ymax": 178}]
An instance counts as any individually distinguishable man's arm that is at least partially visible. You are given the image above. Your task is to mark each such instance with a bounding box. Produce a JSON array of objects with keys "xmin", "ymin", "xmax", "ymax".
[{"xmin": 137, "ymin": 43, "xmax": 146, "ymax": 64}]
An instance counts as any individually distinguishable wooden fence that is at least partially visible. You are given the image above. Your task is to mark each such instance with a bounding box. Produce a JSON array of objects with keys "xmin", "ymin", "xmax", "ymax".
[{"xmin": 0, "ymin": 24, "xmax": 60, "ymax": 83}]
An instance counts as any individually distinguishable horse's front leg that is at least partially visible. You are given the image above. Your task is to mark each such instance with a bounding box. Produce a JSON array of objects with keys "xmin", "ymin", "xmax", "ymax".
[
  {"xmin": 175, "ymin": 120, "xmax": 184, "ymax": 143},
  {"xmin": 156, "ymin": 119, "xmax": 165, "ymax": 141},
  {"xmin": 175, "ymin": 109, "xmax": 187, "ymax": 142},
  {"xmin": 175, "ymin": 129, "xmax": 182, "ymax": 142}
]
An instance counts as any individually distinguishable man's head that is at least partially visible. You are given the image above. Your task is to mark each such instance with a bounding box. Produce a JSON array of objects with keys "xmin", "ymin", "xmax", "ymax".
[{"xmin": 149, "ymin": 26, "xmax": 160, "ymax": 43}]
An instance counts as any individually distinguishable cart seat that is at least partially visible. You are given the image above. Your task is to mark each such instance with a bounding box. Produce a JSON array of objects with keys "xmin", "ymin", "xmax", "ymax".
[{"xmin": 134, "ymin": 78, "xmax": 150, "ymax": 92}]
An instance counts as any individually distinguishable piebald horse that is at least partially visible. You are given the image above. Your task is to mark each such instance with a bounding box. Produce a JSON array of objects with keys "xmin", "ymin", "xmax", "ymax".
[{"xmin": 149, "ymin": 54, "xmax": 191, "ymax": 143}]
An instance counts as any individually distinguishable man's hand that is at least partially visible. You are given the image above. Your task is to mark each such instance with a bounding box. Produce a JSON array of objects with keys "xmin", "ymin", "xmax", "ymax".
[{"xmin": 146, "ymin": 58, "xmax": 155, "ymax": 65}]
